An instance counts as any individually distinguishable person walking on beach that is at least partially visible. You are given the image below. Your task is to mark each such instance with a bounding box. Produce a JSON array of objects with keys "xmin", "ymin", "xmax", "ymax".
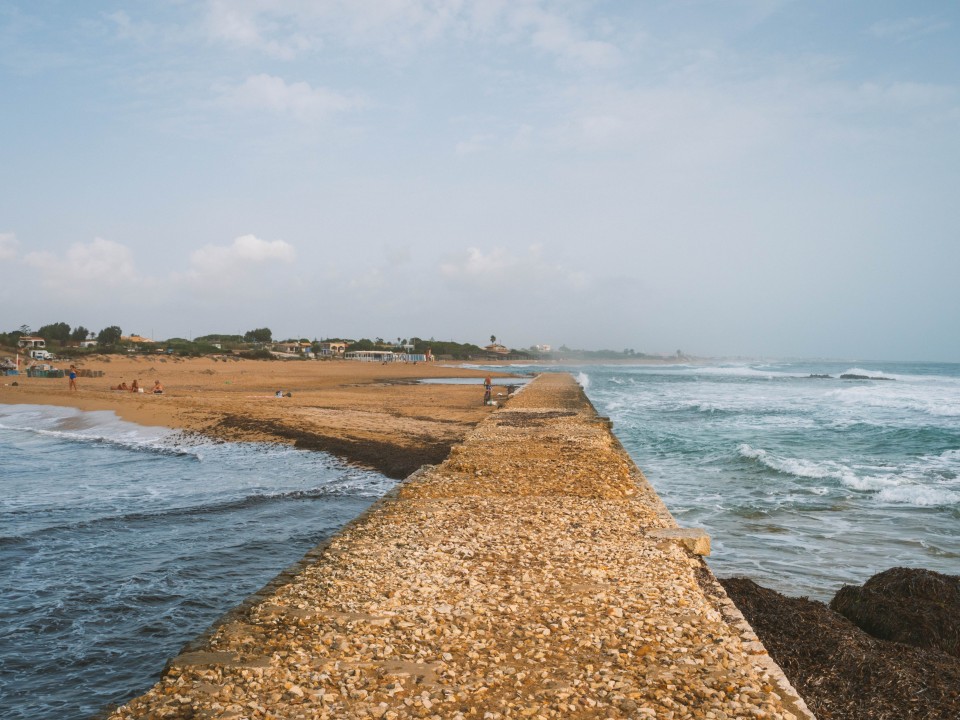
[
  {"xmin": 68, "ymin": 365, "xmax": 77, "ymax": 392},
  {"xmin": 483, "ymin": 376, "xmax": 492, "ymax": 405}
]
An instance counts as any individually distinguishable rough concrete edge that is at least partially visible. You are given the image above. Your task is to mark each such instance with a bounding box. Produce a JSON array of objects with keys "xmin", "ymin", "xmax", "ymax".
[
  {"xmin": 696, "ymin": 564, "xmax": 818, "ymax": 720},
  {"xmin": 583, "ymin": 375, "xmax": 817, "ymax": 720}
]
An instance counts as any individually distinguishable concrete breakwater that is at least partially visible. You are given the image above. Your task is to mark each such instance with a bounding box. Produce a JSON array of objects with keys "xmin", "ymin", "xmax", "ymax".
[{"xmin": 109, "ymin": 373, "xmax": 814, "ymax": 720}]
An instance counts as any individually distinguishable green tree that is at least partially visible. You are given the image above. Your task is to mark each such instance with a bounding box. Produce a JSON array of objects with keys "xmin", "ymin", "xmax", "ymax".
[
  {"xmin": 70, "ymin": 326, "xmax": 91, "ymax": 342},
  {"xmin": 38, "ymin": 322, "xmax": 72, "ymax": 344},
  {"xmin": 97, "ymin": 325, "xmax": 123, "ymax": 345},
  {"xmin": 490, "ymin": 334, "xmax": 496, "ymax": 345},
  {"xmin": 348, "ymin": 338, "xmax": 376, "ymax": 351},
  {"xmin": 243, "ymin": 327, "xmax": 273, "ymax": 343}
]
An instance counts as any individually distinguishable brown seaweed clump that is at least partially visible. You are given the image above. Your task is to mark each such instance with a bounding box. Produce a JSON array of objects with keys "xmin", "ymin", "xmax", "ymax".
[
  {"xmin": 721, "ymin": 576, "xmax": 960, "ymax": 720},
  {"xmin": 830, "ymin": 567, "xmax": 960, "ymax": 659}
]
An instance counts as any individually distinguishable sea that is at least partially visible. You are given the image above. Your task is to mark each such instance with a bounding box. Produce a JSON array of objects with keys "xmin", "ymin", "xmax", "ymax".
[
  {"xmin": 2, "ymin": 359, "xmax": 959, "ymax": 718},
  {"xmin": 555, "ymin": 360, "xmax": 960, "ymax": 599},
  {"xmin": 0, "ymin": 405, "xmax": 393, "ymax": 720}
]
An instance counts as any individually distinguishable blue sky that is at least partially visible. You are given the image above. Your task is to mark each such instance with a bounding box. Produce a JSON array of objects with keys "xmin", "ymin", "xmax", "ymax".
[{"xmin": 1, "ymin": 1, "xmax": 958, "ymax": 359}]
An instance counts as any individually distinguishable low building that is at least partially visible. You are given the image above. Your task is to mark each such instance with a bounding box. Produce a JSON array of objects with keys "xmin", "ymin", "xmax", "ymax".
[
  {"xmin": 483, "ymin": 343, "xmax": 510, "ymax": 355},
  {"xmin": 319, "ymin": 341, "xmax": 348, "ymax": 357},
  {"xmin": 345, "ymin": 350, "xmax": 395, "ymax": 362},
  {"xmin": 273, "ymin": 341, "xmax": 312, "ymax": 354},
  {"xmin": 17, "ymin": 336, "xmax": 46, "ymax": 349}
]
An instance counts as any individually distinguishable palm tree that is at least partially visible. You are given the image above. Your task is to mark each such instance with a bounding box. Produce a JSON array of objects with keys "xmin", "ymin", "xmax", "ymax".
[{"xmin": 490, "ymin": 334, "xmax": 497, "ymax": 345}]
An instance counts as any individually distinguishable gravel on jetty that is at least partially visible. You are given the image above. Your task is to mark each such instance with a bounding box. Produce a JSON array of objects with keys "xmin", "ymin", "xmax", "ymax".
[{"xmin": 109, "ymin": 374, "xmax": 813, "ymax": 720}]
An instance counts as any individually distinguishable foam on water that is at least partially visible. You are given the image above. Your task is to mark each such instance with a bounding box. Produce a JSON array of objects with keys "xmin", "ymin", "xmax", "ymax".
[
  {"xmin": 0, "ymin": 402, "xmax": 172, "ymax": 438},
  {"xmin": 0, "ymin": 403, "xmax": 395, "ymax": 720},
  {"xmin": 516, "ymin": 360, "xmax": 960, "ymax": 601}
]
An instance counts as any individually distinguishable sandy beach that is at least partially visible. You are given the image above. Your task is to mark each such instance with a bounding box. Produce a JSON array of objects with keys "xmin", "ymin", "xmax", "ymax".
[{"xmin": 0, "ymin": 356, "xmax": 518, "ymax": 478}]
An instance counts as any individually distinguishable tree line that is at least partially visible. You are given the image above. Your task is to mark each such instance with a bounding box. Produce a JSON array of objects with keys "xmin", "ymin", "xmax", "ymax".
[{"xmin": 1, "ymin": 323, "xmax": 532, "ymax": 361}]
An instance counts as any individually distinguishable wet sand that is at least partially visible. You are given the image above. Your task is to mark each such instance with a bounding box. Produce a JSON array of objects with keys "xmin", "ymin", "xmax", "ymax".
[{"xmin": 0, "ymin": 356, "xmax": 517, "ymax": 478}]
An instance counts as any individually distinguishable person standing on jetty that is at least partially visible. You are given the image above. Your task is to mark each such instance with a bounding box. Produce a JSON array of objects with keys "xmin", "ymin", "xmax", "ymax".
[{"xmin": 68, "ymin": 365, "xmax": 77, "ymax": 392}]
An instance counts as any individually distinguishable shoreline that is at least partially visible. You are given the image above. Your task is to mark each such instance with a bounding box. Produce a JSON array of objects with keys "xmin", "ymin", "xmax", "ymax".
[{"xmin": 0, "ymin": 356, "xmax": 519, "ymax": 478}]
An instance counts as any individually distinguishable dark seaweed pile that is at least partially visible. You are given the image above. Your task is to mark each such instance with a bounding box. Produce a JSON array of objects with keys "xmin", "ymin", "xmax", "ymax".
[
  {"xmin": 830, "ymin": 567, "xmax": 960, "ymax": 659},
  {"xmin": 721, "ymin": 568, "xmax": 960, "ymax": 720}
]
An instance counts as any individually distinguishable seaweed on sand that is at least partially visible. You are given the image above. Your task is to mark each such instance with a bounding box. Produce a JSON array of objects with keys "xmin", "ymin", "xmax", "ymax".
[
  {"xmin": 720, "ymin": 575, "xmax": 960, "ymax": 720},
  {"xmin": 830, "ymin": 567, "xmax": 960, "ymax": 659}
]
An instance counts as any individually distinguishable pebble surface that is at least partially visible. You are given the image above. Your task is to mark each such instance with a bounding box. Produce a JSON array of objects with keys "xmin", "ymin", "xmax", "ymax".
[{"xmin": 109, "ymin": 374, "xmax": 815, "ymax": 720}]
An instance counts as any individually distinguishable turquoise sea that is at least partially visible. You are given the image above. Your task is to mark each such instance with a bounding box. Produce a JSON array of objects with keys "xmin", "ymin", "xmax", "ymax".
[
  {"xmin": 549, "ymin": 361, "xmax": 960, "ymax": 599},
  {"xmin": 2, "ymin": 359, "xmax": 959, "ymax": 718}
]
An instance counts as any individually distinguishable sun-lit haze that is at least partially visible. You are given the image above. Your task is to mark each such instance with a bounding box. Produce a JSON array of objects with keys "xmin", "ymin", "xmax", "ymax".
[{"xmin": 2, "ymin": 1, "xmax": 958, "ymax": 360}]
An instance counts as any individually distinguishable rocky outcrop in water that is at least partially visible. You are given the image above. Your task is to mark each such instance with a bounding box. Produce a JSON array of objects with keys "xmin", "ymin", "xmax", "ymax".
[
  {"xmin": 721, "ymin": 572, "xmax": 960, "ymax": 720},
  {"xmin": 839, "ymin": 373, "xmax": 894, "ymax": 381}
]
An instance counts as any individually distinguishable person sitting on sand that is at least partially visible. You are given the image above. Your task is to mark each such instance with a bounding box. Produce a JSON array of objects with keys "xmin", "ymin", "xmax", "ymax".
[
  {"xmin": 113, "ymin": 382, "xmax": 129, "ymax": 391},
  {"xmin": 152, "ymin": 380, "xmax": 164, "ymax": 394},
  {"xmin": 130, "ymin": 380, "xmax": 140, "ymax": 393}
]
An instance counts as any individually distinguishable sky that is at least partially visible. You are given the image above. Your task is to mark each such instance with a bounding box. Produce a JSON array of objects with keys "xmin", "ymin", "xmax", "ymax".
[{"xmin": 1, "ymin": 1, "xmax": 958, "ymax": 360}]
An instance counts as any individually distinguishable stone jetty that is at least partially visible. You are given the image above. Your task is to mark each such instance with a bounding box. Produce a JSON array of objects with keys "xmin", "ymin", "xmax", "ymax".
[{"xmin": 109, "ymin": 374, "xmax": 815, "ymax": 720}]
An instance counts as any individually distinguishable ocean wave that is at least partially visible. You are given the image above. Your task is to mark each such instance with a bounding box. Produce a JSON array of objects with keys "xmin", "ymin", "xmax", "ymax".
[
  {"xmin": 876, "ymin": 485, "xmax": 960, "ymax": 507},
  {"xmin": 1, "ymin": 479, "xmax": 392, "ymax": 545},
  {"xmin": 576, "ymin": 372, "xmax": 590, "ymax": 389},
  {"xmin": 0, "ymin": 404, "xmax": 181, "ymax": 453},
  {"xmin": 737, "ymin": 444, "xmax": 859, "ymax": 483},
  {"xmin": 687, "ymin": 365, "xmax": 806, "ymax": 379}
]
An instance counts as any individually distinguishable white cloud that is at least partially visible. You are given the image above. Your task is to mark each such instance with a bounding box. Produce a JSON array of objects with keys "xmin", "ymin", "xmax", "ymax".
[
  {"xmin": 205, "ymin": 0, "xmax": 313, "ymax": 59},
  {"xmin": 440, "ymin": 245, "xmax": 588, "ymax": 289},
  {"xmin": 218, "ymin": 73, "xmax": 365, "ymax": 120},
  {"xmin": 24, "ymin": 237, "xmax": 139, "ymax": 290},
  {"xmin": 455, "ymin": 133, "xmax": 493, "ymax": 156},
  {"xmin": 867, "ymin": 16, "xmax": 950, "ymax": 42},
  {"xmin": 509, "ymin": 4, "xmax": 620, "ymax": 69},
  {"xmin": 201, "ymin": 0, "xmax": 621, "ymax": 68},
  {"xmin": 0, "ymin": 232, "xmax": 18, "ymax": 260},
  {"xmin": 189, "ymin": 234, "xmax": 295, "ymax": 270}
]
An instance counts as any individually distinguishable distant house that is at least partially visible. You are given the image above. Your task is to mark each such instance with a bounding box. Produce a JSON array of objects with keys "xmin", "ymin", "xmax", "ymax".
[
  {"xmin": 535, "ymin": 344, "xmax": 552, "ymax": 353},
  {"xmin": 17, "ymin": 336, "xmax": 46, "ymax": 349},
  {"xmin": 319, "ymin": 341, "xmax": 348, "ymax": 357},
  {"xmin": 483, "ymin": 343, "xmax": 510, "ymax": 355},
  {"xmin": 123, "ymin": 335, "xmax": 154, "ymax": 344},
  {"xmin": 273, "ymin": 341, "xmax": 312, "ymax": 354},
  {"xmin": 79, "ymin": 340, "xmax": 98, "ymax": 348}
]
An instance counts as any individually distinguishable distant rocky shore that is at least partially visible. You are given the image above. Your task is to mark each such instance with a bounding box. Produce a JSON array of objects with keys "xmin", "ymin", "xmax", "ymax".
[{"xmin": 722, "ymin": 567, "xmax": 960, "ymax": 719}]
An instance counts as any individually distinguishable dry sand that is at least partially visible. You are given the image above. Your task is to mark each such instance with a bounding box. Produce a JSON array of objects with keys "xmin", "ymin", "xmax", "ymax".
[{"xmin": 0, "ymin": 356, "xmax": 519, "ymax": 477}]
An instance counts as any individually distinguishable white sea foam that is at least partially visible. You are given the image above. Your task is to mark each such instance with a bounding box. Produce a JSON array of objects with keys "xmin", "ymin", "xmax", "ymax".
[
  {"xmin": 0, "ymin": 403, "xmax": 174, "ymax": 450},
  {"xmin": 692, "ymin": 366, "xmax": 798, "ymax": 379},
  {"xmin": 738, "ymin": 444, "xmax": 859, "ymax": 483},
  {"xmin": 576, "ymin": 372, "xmax": 590, "ymax": 389},
  {"xmin": 876, "ymin": 485, "xmax": 960, "ymax": 507}
]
